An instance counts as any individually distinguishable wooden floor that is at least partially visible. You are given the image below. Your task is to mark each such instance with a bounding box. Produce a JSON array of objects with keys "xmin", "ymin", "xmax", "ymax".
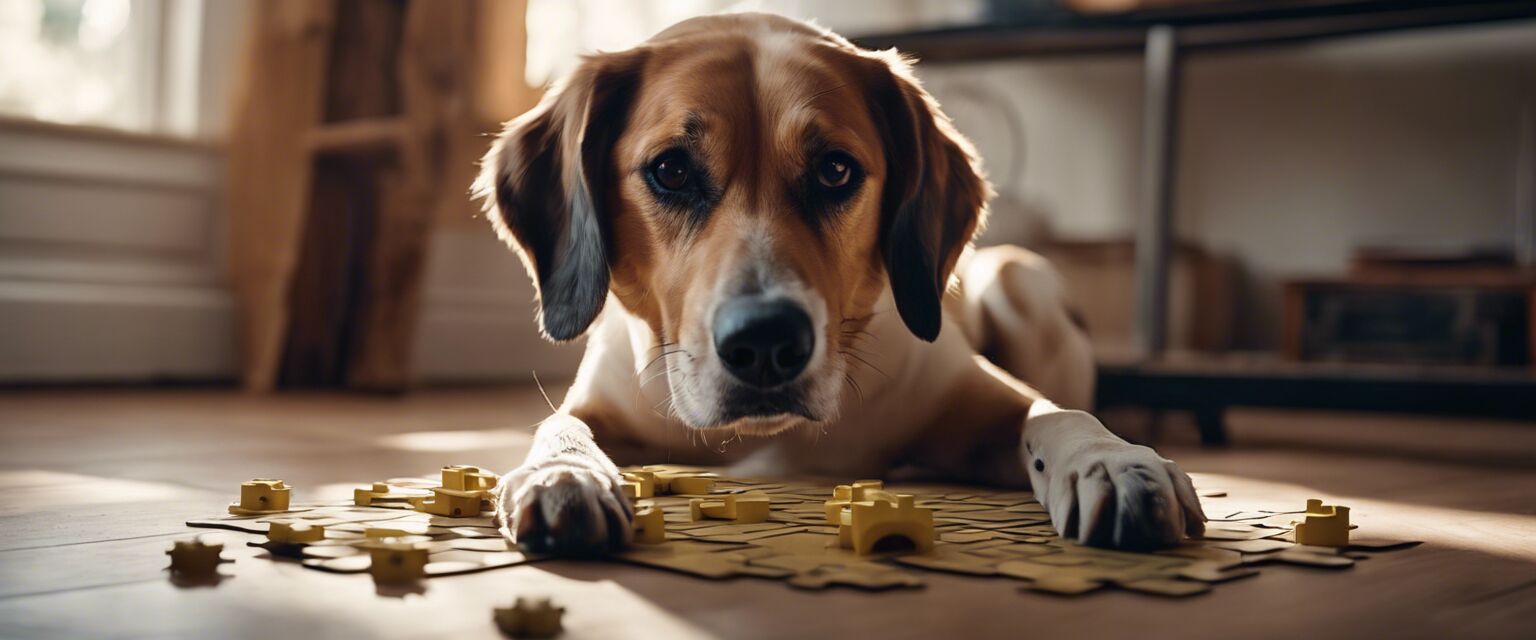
[{"xmin": 1, "ymin": 388, "xmax": 1533, "ymax": 639}]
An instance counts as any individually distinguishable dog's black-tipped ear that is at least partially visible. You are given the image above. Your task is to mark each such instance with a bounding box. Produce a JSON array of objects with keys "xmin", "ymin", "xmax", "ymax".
[
  {"xmin": 475, "ymin": 51, "xmax": 646, "ymax": 342},
  {"xmin": 863, "ymin": 52, "xmax": 990, "ymax": 342}
]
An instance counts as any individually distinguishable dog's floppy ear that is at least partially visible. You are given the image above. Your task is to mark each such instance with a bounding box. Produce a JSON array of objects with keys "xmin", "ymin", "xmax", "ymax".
[
  {"xmin": 863, "ymin": 52, "xmax": 990, "ymax": 342},
  {"xmin": 475, "ymin": 51, "xmax": 646, "ymax": 342}
]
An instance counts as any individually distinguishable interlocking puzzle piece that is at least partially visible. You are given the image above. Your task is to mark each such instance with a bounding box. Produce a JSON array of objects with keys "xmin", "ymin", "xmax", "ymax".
[
  {"xmin": 442, "ymin": 465, "xmax": 498, "ymax": 492},
  {"xmin": 636, "ymin": 466, "xmax": 716, "ymax": 495},
  {"xmin": 633, "ymin": 502, "xmax": 666, "ymax": 544},
  {"xmin": 411, "ymin": 487, "xmax": 484, "ymax": 517},
  {"xmin": 353, "ymin": 482, "xmax": 428, "ymax": 507},
  {"xmin": 365, "ymin": 527, "xmax": 414, "ymax": 539},
  {"xmin": 1294, "ymin": 499, "xmax": 1351, "ymax": 547},
  {"xmin": 493, "ymin": 597, "xmax": 565, "ymax": 638},
  {"xmin": 363, "ymin": 538, "xmax": 431, "ymax": 583},
  {"xmin": 621, "ymin": 471, "xmax": 655, "ymax": 499},
  {"xmin": 824, "ymin": 479, "xmax": 885, "ymax": 525},
  {"xmin": 229, "ymin": 479, "xmax": 291, "ymax": 515},
  {"xmin": 267, "ymin": 521, "xmax": 326, "ymax": 543},
  {"xmin": 837, "ymin": 494, "xmax": 935, "ymax": 555},
  {"xmin": 166, "ymin": 539, "xmax": 228, "ymax": 577},
  {"xmin": 689, "ymin": 492, "xmax": 771, "ymax": 523},
  {"xmin": 664, "ymin": 474, "xmax": 716, "ymax": 495}
]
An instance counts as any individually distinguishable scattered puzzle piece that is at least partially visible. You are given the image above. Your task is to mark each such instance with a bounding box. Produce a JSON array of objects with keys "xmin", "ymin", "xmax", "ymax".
[
  {"xmin": 493, "ymin": 597, "xmax": 564, "ymax": 638},
  {"xmin": 690, "ymin": 492, "xmax": 771, "ymax": 523},
  {"xmin": 824, "ymin": 479, "xmax": 886, "ymax": 524},
  {"xmin": 441, "ymin": 465, "xmax": 498, "ymax": 492},
  {"xmin": 1293, "ymin": 499, "xmax": 1351, "ymax": 547},
  {"xmin": 267, "ymin": 521, "xmax": 326, "ymax": 543},
  {"xmin": 353, "ymin": 482, "xmax": 429, "ymax": 507},
  {"xmin": 633, "ymin": 502, "xmax": 666, "ymax": 544},
  {"xmin": 621, "ymin": 470, "xmax": 656, "ymax": 499},
  {"xmin": 229, "ymin": 479, "xmax": 291, "ymax": 515},
  {"xmin": 166, "ymin": 539, "xmax": 229, "ymax": 577},
  {"xmin": 363, "ymin": 538, "xmax": 431, "ymax": 583},
  {"xmin": 411, "ymin": 488, "xmax": 484, "ymax": 518},
  {"xmin": 836, "ymin": 494, "xmax": 935, "ymax": 556}
]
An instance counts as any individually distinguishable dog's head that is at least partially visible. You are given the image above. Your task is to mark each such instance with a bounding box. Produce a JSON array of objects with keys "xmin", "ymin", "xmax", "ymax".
[{"xmin": 477, "ymin": 13, "xmax": 988, "ymax": 434}]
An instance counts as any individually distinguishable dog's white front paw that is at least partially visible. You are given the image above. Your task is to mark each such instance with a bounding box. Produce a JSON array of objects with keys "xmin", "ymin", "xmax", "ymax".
[
  {"xmin": 1026, "ymin": 435, "xmax": 1206, "ymax": 550},
  {"xmin": 496, "ymin": 459, "xmax": 633, "ymax": 556}
]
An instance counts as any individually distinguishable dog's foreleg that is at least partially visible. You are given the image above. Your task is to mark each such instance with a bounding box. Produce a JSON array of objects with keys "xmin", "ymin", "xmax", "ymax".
[
  {"xmin": 496, "ymin": 413, "xmax": 633, "ymax": 555},
  {"xmin": 1021, "ymin": 399, "xmax": 1206, "ymax": 550}
]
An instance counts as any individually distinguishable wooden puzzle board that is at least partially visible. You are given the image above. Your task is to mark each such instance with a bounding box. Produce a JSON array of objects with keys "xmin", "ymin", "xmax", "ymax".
[{"xmin": 186, "ymin": 466, "xmax": 1420, "ymax": 597}]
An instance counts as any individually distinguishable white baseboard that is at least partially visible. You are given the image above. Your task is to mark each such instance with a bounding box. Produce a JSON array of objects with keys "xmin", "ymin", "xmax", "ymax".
[
  {"xmin": 0, "ymin": 121, "xmax": 232, "ymax": 383},
  {"xmin": 0, "ymin": 280, "xmax": 234, "ymax": 382},
  {"xmin": 411, "ymin": 227, "xmax": 585, "ymax": 384}
]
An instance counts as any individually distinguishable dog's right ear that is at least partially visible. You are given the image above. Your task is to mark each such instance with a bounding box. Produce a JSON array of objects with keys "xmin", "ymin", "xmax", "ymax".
[{"xmin": 475, "ymin": 51, "xmax": 646, "ymax": 342}]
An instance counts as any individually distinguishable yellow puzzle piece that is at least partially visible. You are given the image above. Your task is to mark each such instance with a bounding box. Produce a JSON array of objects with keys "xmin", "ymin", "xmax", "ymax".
[
  {"xmin": 364, "ymin": 538, "xmax": 431, "ymax": 583},
  {"xmin": 1294, "ymin": 499, "xmax": 1351, "ymax": 547},
  {"xmin": 837, "ymin": 494, "xmax": 935, "ymax": 555},
  {"xmin": 411, "ymin": 487, "xmax": 484, "ymax": 518},
  {"xmin": 633, "ymin": 466, "xmax": 717, "ymax": 495},
  {"xmin": 166, "ymin": 539, "xmax": 227, "ymax": 577},
  {"xmin": 441, "ymin": 465, "xmax": 497, "ymax": 492},
  {"xmin": 493, "ymin": 597, "xmax": 565, "ymax": 639},
  {"xmin": 690, "ymin": 492, "xmax": 771, "ymax": 523},
  {"xmin": 229, "ymin": 479, "xmax": 291, "ymax": 515},
  {"xmin": 824, "ymin": 479, "xmax": 887, "ymax": 525},
  {"xmin": 621, "ymin": 471, "xmax": 656, "ymax": 499},
  {"xmin": 267, "ymin": 521, "xmax": 326, "ymax": 543},
  {"xmin": 632, "ymin": 502, "xmax": 666, "ymax": 544}
]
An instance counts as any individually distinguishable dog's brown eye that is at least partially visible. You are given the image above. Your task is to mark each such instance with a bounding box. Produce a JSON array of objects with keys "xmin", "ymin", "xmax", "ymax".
[
  {"xmin": 653, "ymin": 155, "xmax": 690, "ymax": 191},
  {"xmin": 817, "ymin": 154, "xmax": 852, "ymax": 188}
]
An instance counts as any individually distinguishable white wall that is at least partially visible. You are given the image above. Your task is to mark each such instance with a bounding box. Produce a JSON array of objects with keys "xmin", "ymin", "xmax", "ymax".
[
  {"xmin": 412, "ymin": 226, "xmax": 584, "ymax": 385},
  {"xmin": 922, "ymin": 20, "xmax": 1536, "ymax": 348},
  {"xmin": 0, "ymin": 126, "xmax": 234, "ymax": 382}
]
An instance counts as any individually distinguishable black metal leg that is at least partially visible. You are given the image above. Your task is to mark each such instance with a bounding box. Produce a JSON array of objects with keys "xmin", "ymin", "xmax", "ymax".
[
  {"xmin": 1134, "ymin": 25, "xmax": 1181, "ymax": 359},
  {"xmin": 1194, "ymin": 405, "xmax": 1229, "ymax": 447}
]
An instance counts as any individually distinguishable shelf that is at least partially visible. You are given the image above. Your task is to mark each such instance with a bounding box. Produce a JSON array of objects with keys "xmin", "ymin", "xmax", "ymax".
[
  {"xmin": 1096, "ymin": 353, "xmax": 1536, "ymax": 428},
  {"xmin": 851, "ymin": 0, "xmax": 1536, "ymax": 62}
]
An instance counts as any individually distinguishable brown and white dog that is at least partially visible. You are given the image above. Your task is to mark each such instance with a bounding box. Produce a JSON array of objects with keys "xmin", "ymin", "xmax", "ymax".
[{"xmin": 476, "ymin": 13, "xmax": 1206, "ymax": 555}]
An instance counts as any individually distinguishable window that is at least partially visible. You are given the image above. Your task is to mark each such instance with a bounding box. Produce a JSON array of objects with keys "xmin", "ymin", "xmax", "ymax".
[{"xmin": 0, "ymin": 0, "xmax": 234, "ymax": 138}]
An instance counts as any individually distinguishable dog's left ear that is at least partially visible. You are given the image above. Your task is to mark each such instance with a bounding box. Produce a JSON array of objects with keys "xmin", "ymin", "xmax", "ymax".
[{"xmin": 863, "ymin": 52, "xmax": 990, "ymax": 342}]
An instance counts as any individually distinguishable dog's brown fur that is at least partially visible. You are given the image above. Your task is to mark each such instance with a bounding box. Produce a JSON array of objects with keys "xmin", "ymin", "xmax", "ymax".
[{"xmin": 477, "ymin": 14, "xmax": 1205, "ymax": 556}]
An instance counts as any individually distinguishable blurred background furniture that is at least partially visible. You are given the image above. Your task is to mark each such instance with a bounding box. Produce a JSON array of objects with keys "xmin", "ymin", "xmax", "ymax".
[
  {"xmin": 855, "ymin": 0, "xmax": 1536, "ymax": 441},
  {"xmin": 226, "ymin": 0, "xmax": 533, "ymax": 392}
]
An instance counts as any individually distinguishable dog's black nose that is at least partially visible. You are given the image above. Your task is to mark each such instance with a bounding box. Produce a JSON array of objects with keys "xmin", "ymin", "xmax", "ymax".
[{"xmin": 713, "ymin": 297, "xmax": 814, "ymax": 388}]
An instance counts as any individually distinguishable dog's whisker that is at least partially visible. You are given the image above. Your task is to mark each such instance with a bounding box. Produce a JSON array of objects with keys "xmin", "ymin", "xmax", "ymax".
[{"xmin": 840, "ymin": 350, "xmax": 890, "ymax": 381}]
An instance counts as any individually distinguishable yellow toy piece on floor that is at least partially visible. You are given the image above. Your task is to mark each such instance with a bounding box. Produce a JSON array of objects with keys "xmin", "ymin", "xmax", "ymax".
[
  {"xmin": 229, "ymin": 479, "xmax": 291, "ymax": 515},
  {"xmin": 364, "ymin": 538, "xmax": 431, "ymax": 583},
  {"xmin": 1294, "ymin": 499, "xmax": 1351, "ymax": 547},
  {"xmin": 411, "ymin": 487, "xmax": 484, "ymax": 517},
  {"xmin": 493, "ymin": 597, "xmax": 565, "ymax": 638},
  {"xmin": 365, "ymin": 527, "xmax": 413, "ymax": 539},
  {"xmin": 689, "ymin": 492, "xmax": 771, "ymax": 523},
  {"xmin": 621, "ymin": 471, "xmax": 656, "ymax": 499},
  {"xmin": 631, "ymin": 466, "xmax": 717, "ymax": 495},
  {"xmin": 166, "ymin": 539, "xmax": 228, "ymax": 577},
  {"xmin": 632, "ymin": 502, "xmax": 666, "ymax": 544},
  {"xmin": 441, "ymin": 465, "xmax": 498, "ymax": 492},
  {"xmin": 353, "ymin": 482, "xmax": 426, "ymax": 507},
  {"xmin": 837, "ymin": 494, "xmax": 935, "ymax": 556},
  {"xmin": 267, "ymin": 521, "xmax": 326, "ymax": 543},
  {"xmin": 824, "ymin": 479, "xmax": 886, "ymax": 525}
]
